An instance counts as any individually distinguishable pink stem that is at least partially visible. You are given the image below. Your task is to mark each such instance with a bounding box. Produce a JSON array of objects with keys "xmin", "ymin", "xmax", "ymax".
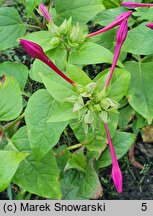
[
  {"xmin": 87, "ymin": 23, "xmax": 118, "ymax": 38},
  {"xmin": 104, "ymin": 123, "xmax": 118, "ymax": 166},
  {"xmin": 104, "ymin": 43, "xmax": 122, "ymax": 88},
  {"xmin": 41, "ymin": 55, "xmax": 75, "ymax": 86}
]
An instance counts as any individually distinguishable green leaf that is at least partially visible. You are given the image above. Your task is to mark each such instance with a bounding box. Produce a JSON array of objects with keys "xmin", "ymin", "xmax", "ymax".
[
  {"xmin": 69, "ymin": 42, "xmax": 123, "ymax": 66},
  {"xmin": 30, "ymin": 47, "xmax": 67, "ymax": 82},
  {"xmin": 56, "ymin": 145, "xmax": 71, "ymax": 173},
  {"xmin": 97, "ymin": 131, "xmax": 136, "ymax": 168},
  {"xmin": 77, "ymin": 164, "xmax": 102, "ymax": 199},
  {"xmin": 123, "ymin": 23, "xmax": 153, "ymax": 55},
  {"xmin": 65, "ymin": 149, "xmax": 87, "ymax": 172},
  {"xmin": 125, "ymin": 61, "xmax": 153, "ymax": 119},
  {"xmin": 47, "ymin": 101, "xmax": 77, "ymax": 122},
  {"xmin": 102, "ymin": 0, "xmax": 121, "ymax": 9},
  {"xmin": 14, "ymin": 150, "xmax": 61, "ymax": 199},
  {"xmin": 133, "ymin": 8, "xmax": 153, "ymax": 22},
  {"xmin": 0, "ymin": 62, "xmax": 28, "ymax": 90},
  {"xmin": 25, "ymin": 0, "xmax": 41, "ymax": 17},
  {"xmin": 25, "ymin": 89, "xmax": 68, "ymax": 160},
  {"xmin": 89, "ymin": 29, "xmax": 116, "ymax": 50},
  {"xmin": 61, "ymin": 169, "xmax": 85, "ymax": 200},
  {"xmin": 0, "ymin": 7, "xmax": 26, "ymax": 50},
  {"xmin": 66, "ymin": 63, "xmax": 91, "ymax": 86},
  {"xmin": 40, "ymin": 73, "xmax": 77, "ymax": 103},
  {"xmin": 0, "ymin": 75, "xmax": 23, "ymax": 121},
  {"xmin": 70, "ymin": 113, "xmax": 118, "ymax": 155},
  {"xmin": 6, "ymin": 126, "xmax": 61, "ymax": 199},
  {"xmin": 132, "ymin": 113, "xmax": 146, "ymax": 133},
  {"xmin": 94, "ymin": 70, "xmax": 111, "ymax": 92},
  {"xmin": 118, "ymin": 105, "xmax": 135, "ymax": 129},
  {"xmin": 61, "ymin": 165, "xmax": 102, "ymax": 200},
  {"xmin": 22, "ymin": 31, "xmax": 52, "ymax": 52},
  {"xmin": 0, "ymin": 150, "xmax": 28, "ymax": 191},
  {"xmin": 55, "ymin": 0, "xmax": 104, "ymax": 24},
  {"xmin": 94, "ymin": 7, "xmax": 127, "ymax": 26},
  {"xmin": 70, "ymin": 120, "xmax": 106, "ymax": 155},
  {"xmin": 108, "ymin": 68, "xmax": 131, "ymax": 101}
]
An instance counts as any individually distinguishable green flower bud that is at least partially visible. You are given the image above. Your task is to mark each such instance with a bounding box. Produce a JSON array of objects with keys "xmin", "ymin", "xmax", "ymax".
[
  {"xmin": 66, "ymin": 17, "xmax": 72, "ymax": 33},
  {"xmin": 99, "ymin": 111, "xmax": 108, "ymax": 123},
  {"xmin": 50, "ymin": 37, "xmax": 61, "ymax": 49},
  {"xmin": 108, "ymin": 98, "xmax": 120, "ymax": 108},
  {"xmin": 83, "ymin": 121, "xmax": 89, "ymax": 135},
  {"xmin": 85, "ymin": 82, "xmax": 96, "ymax": 94},
  {"xmin": 49, "ymin": 23, "xmax": 60, "ymax": 37},
  {"xmin": 67, "ymin": 40, "xmax": 79, "ymax": 48},
  {"xmin": 59, "ymin": 20, "xmax": 68, "ymax": 35},
  {"xmin": 93, "ymin": 104, "xmax": 101, "ymax": 112},
  {"xmin": 100, "ymin": 98, "xmax": 110, "ymax": 110},
  {"xmin": 76, "ymin": 84, "xmax": 85, "ymax": 94},
  {"xmin": 107, "ymin": 107, "xmax": 119, "ymax": 114},
  {"xmin": 59, "ymin": 17, "xmax": 72, "ymax": 35},
  {"xmin": 64, "ymin": 95, "xmax": 77, "ymax": 103},
  {"xmin": 84, "ymin": 110, "xmax": 94, "ymax": 124},
  {"xmin": 68, "ymin": 23, "xmax": 85, "ymax": 46},
  {"xmin": 73, "ymin": 97, "xmax": 84, "ymax": 112},
  {"xmin": 94, "ymin": 92, "xmax": 104, "ymax": 103},
  {"xmin": 88, "ymin": 102, "xmax": 94, "ymax": 112}
]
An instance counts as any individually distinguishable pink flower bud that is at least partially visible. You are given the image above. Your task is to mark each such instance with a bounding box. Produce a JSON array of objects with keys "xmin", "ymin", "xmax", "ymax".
[
  {"xmin": 87, "ymin": 11, "xmax": 132, "ymax": 38},
  {"xmin": 146, "ymin": 23, "xmax": 153, "ymax": 30},
  {"xmin": 121, "ymin": 2, "xmax": 153, "ymax": 9},
  {"xmin": 39, "ymin": 3, "xmax": 52, "ymax": 23},
  {"xmin": 104, "ymin": 123, "xmax": 123, "ymax": 193},
  {"xmin": 112, "ymin": 163, "xmax": 123, "ymax": 193},
  {"xmin": 20, "ymin": 39, "xmax": 44, "ymax": 59},
  {"xmin": 20, "ymin": 39, "xmax": 75, "ymax": 86},
  {"xmin": 104, "ymin": 19, "xmax": 128, "ymax": 88},
  {"xmin": 116, "ymin": 19, "xmax": 128, "ymax": 45}
]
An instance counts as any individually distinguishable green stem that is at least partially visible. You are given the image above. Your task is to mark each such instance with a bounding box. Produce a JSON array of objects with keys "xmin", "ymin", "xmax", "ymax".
[
  {"xmin": 111, "ymin": 0, "xmax": 120, "ymax": 7},
  {"xmin": 66, "ymin": 48, "xmax": 71, "ymax": 62},
  {"xmin": 20, "ymin": 0, "xmax": 42, "ymax": 28},
  {"xmin": 3, "ymin": 113, "xmax": 25, "ymax": 133},
  {"xmin": 48, "ymin": 0, "xmax": 54, "ymax": 9},
  {"xmin": 31, "ymin": 12, "xmax": 42, "ymax": 27},
  {"xmin": 67, "ymin": 143, "xmax": 83, "ymax": 151},
  {"xmin": 22, "ymin": 91, "xmax": 31, "ymax": 98},
  {"xmin": 26, "ymin": 24, "xmax": 41, "ymax": 30},
  {"xmin": 7, "ymin": 184, "xmax": 13, "ymax": 200}
]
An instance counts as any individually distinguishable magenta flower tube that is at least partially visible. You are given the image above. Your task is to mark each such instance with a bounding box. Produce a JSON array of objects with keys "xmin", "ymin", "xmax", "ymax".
[
  {"xmin": 104, "ymin": 123, "xmax": 122, "ymax": 193},
  {"xmin": 121, "ymin": 2, "xmax": 153, "ymax": 9},
  {"xmin": 87, "ymin": 11, "xmax": 132, "ymax": 38},
  {"xmin": 39, "ymin": 3, "xmax": 52, "ymax": 23},
  {"xmin": 146, "ymin": 23, "xmax": 153, "ymax": 30},
  {"xmin": 104, "ymin": 19, "xmax": 128, "ymax": 88},
  {"xmin": 20, "ymin": 39, "xmax": 75, "ymax": 86}
]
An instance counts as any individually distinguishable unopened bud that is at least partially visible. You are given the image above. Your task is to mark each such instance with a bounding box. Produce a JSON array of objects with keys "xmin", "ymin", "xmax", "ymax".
[
  {"xmin": 39, "ymin": 3, "xmax": 52, "ymax": 23},
  {"xmin": 50, "ymin": 37, "xmax": 61, "ymax": 49},
  {"xmin": 116, "ymin": 19, "xmax": 128, "ymax": 45},
  {"xmin": 146, "ymin": 23, "xmax": 153, "ymax": 30},
  {"xmin": 76, "ymin": 84, "xmax": 85, "ymax": 94},
  {"xmin": 49, "ymin": 23, "xmax": 60, "ymax": 37},
  {"xmin": 84, "ymin": 110, "xmax": 94, "ymax": 124},
  {"xmin": 99, "ymin": 111, "xmax": 108, "ymax": 123}
]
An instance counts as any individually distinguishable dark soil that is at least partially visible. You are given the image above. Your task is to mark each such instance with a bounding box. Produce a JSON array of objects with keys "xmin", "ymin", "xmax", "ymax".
[{"xmin": 100, "ymin": 142, "xmax": 153, "ymax": 200}]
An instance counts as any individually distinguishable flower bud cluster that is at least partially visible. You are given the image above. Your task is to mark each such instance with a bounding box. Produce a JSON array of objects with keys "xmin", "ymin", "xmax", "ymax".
[
  {"xmin": 65, "ymin": 82, "xmax": 119, "ymax": 134},
  {"xmin": 49, "ymin": 18, "xmax": 86, "ymax": 49}
]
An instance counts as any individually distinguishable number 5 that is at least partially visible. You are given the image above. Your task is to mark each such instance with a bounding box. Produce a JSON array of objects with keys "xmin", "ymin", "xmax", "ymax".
[{"xmin": 141, "ymin": 203, "xmax": 147, "ymax": 211}]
